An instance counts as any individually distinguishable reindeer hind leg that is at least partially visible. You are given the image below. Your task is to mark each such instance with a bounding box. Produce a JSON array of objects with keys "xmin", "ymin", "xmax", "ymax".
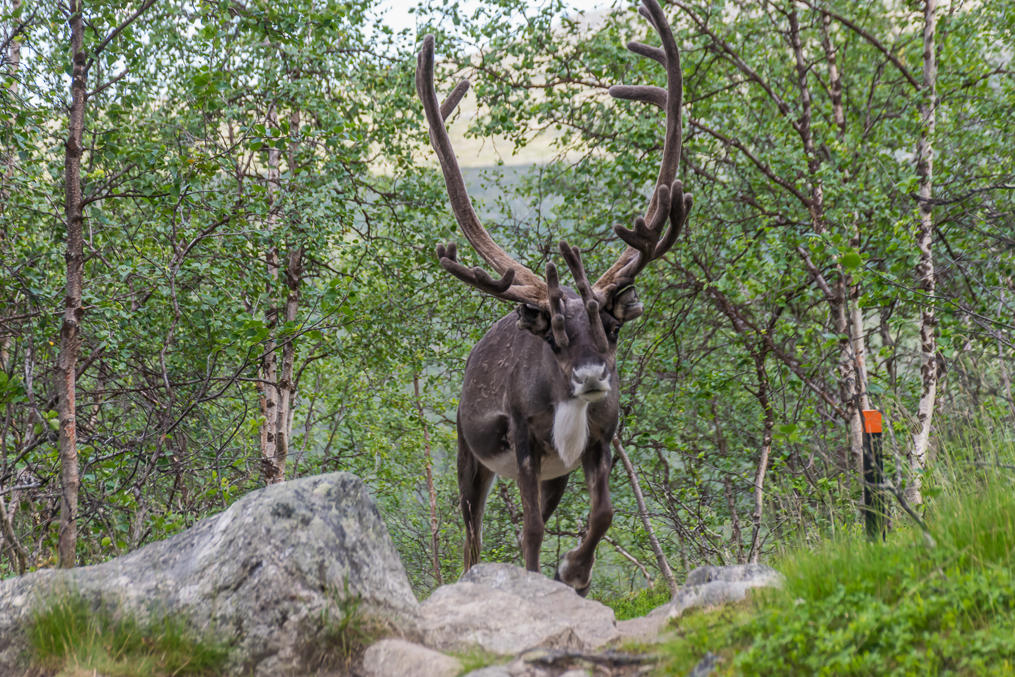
[{"xmin": 458, "ymin": 431, "xmax": 495, "ymax": 573}]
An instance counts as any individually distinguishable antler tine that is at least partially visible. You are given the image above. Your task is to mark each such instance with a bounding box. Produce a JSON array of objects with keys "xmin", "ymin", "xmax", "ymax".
[
  {"xmin": 559, "ymin": 242, "xmax": 609, "ymax": 351},
  {"xmin": 440, "ymin": 80, "xmax": 470, "ymax": 121},
  {"xmin": 417, "ymin": 35, "xmax": 548, "ymax": 307},
  {"xmin": 558, "ymin": 241, "xmax": 597, "ymax": 303},
  {"xmin": 593, "ymin": 0, "xmax": 691, "ymax": 295},
  {"xmin": 655, "ymin": 181, "xmax": 693, "ymax": 259},
  {"xmin": 545, "ymin": 262, "xmax": 570, "ymax": 347},
  {"xmin": 438, "ymin": 242, "xmax": 534, "ymax": 301},
  {"xmin": 627, "ymin": 41, "xmax": 665, "ymax": 65},
  {"xmin": 612, "ymin": 181, "xmax": 693, "ymax": 286}
]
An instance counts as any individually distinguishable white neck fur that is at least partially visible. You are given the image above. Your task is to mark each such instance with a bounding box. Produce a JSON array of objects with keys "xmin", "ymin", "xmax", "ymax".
[{"xmin": 553, "ymin": 399, "xmax": 589, "ymax": 468}]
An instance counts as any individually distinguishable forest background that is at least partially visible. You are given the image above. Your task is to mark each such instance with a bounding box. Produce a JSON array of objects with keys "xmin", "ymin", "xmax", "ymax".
[{"xmin": 0, "ymin": 0, "xmax": 1012, "ymax": 599}]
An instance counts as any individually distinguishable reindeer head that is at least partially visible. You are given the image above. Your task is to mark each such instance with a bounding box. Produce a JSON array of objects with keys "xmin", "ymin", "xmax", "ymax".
[{"xmin": 416, "ymin": 0, "xmax": 692, "ymax": 399}]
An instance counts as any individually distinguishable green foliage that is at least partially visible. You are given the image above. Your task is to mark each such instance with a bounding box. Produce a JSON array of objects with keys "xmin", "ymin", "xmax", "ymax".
[
  {"xmin": 593, "ymin": 583, "xmax": 672, "ymax": 621},
  {"xmin": 2, "ymin": 0, "xmax": 1013, "ymax": 629},
  {"xmin": 656, "ymin": 455, "xmax": 1015, "ymax": 676},
  {"xmin": 656, "ymin": 602, "xmax": 757, "ymax": 673},
  {"xmin": 27, "ymin": 591, "xmax": 229, "ymax": 677}
]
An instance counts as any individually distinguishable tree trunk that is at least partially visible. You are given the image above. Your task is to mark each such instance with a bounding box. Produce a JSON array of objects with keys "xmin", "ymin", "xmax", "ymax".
[
  {"xmin": 414, "ymin": 374, "xmax": 443, "ymax": 586},
  {"xmin": 612, "ymin": 437, "xmax": 677, "ymax": 596},
  {"xmin": 0, "ymin": 494, "xmax": 28, "ymax": 574},
  {"xmin": 822, "ymin": 0, "xmax": 873, "ymax": 428},
  {"xmin": 999, "ymin": 288, "xmax": 1015, "ymax": 419},
  {"xmin": 748, "ymin": 351, "xmax": 774, "ymax": 564},
  {"xmin": 272, "ymin": 246, "xmax": 301, "ymax": 484},
  {"xmin": 271, "ymin": 108, "xmax": 304, "ymax": 484},
  {"xmin": 57, "ymin": 0, "xmax": 87, "ymax": 568},
  {"xmin": 722, "ymin": 476, "xmax": 744, "ymax": 564},
  {"xmin": 908, "ymin": 0, "xmax": 938, "ymax": 506},
  {"xmin": 258, "ymin": 106, "xmax": 303, "ymax": 485},
  {"xmin": 258, "ymin": 106, "xmax": 282, "ymax": 484},
  {"xmin": 0, "ymin": 0, "xmax": 21, "ymax": 220},
  {"xmin": 789, "ymin": 6, "xmax": 869, "ymax": 474}
]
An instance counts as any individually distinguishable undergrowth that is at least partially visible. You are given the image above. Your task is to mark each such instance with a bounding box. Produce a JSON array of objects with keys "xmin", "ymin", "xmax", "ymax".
[
  {"xmin": 657, "ymin": 441, "xmax": 1015, "ymax": 676},
  {"xmin": 27, "ymin": 591, "xmax": 229, "ymax": 677},
  {"xmin": 593, "ymin": 582, "xmax": 672, "ymax": 620},
  {"xmin": 302, "ymin": 582, "xmax": 393, "ymax": 673}
]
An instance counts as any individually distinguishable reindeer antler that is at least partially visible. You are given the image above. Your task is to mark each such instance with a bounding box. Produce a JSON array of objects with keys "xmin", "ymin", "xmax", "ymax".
[
  {"xmin": 560, "ymin": 242, "xmax": 609, "ymax": 351},
  {"xmin": 416, "ymin": 35, "xmax": 548, "ymax": 307},
  {"xmin": 593, "ymin": 0, "xmax": 693, "ymax": 296},
  {"xmin": 418, "ymin": 1, "xmax": 689, "ymax": 312}
]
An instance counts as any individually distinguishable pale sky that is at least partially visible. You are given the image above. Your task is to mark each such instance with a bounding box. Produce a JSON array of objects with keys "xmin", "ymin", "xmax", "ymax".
[{"xmin": 373, "ymin": 0, "xmax": 616, "ymax": 38}]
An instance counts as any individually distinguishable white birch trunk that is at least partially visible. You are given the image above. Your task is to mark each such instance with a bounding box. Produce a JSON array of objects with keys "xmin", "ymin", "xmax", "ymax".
[
  {"xmin": 258, "ymin": 106, "xmax": 282, "ymax": 483},
  {"xmin": 57, "ymin": 0, "xmax": 87, "ymax": 568},
  {"xmin": 908, "ymin": 0, "xmax": 938, "ymax": 506}
]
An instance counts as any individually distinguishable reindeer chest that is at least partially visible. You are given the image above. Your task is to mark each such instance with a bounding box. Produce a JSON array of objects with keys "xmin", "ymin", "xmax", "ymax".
[{"xmin": 474, "ymin": 398, "xmax": 599, "ymax": 481}]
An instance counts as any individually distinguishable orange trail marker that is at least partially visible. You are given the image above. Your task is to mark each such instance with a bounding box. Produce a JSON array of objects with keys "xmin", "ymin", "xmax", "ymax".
[
  {"xmin": 863, "ymin": 409, "xmax": 883, "ymax": 434},
  {"xmin": 861, "ymin": 409, "xmax": 885, "ymax": 540}
]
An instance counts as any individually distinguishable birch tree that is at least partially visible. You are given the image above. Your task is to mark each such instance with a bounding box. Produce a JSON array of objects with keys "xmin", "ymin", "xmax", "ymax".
[
  {"xmin": 56, "ymin": 0, "xmax": 154, "ymax": 566},
  {"xmin": 908, "ymin": 0, "xmax": 938, "ymax": 506}
]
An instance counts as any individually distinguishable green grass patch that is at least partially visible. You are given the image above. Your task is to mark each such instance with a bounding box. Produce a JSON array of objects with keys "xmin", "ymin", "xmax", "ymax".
[
  {"xmin": 27, "ymin": 591, "xmax": 229, "ymax": 677},
  {"xmin": 655, "ymin": 461, "xmax": 1015, "ymax": 676},
  {"xmin": 451, "ymin": 647, "xmax": 505, "ymax": 675},
  {"xmin": 593, "ymin": 583, "xmax": 673, "ymax": 620}
]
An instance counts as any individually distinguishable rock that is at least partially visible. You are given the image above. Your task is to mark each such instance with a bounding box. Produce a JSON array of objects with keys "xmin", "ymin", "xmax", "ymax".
[
  {"xmin": 649, "ymin": 563, "xmax": 782, "ymax": 625},
  {"xmin": 465, "ymin": 666, "xmax": 515, "ymax": 677},
  {"xmin": 684, "ymin": 563, "xmax": 781, "ymax": 588},
  {"xmin": 460, "ymin": 647, "xmax": 652, "ymax": 677},
  {"xmin": 420, "ymin": 563, "xmax": 619, "ymax": 655},
  {"xmin": 362, "ymin": 639, "xmax": 462, "ymax": 677},
  {"xmin": 615, "ymin": 613, "xmax": 670, "ymax": 643},
  {"xmin": 0, "ymin": 472, "xmax": 419, "ymax": 676},
  {"xmin": 687, "ymin": 651, "xmax": 720, "ymax": 677}
]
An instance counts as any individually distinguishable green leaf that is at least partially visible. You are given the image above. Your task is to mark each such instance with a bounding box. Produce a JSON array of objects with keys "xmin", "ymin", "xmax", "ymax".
[{"xmin": 840, "ymin": 250, "xmax": 862, "ymax": 271}]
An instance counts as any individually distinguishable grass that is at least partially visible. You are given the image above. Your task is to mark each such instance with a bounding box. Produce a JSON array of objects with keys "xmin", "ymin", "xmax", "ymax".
[
  {"xmin": 592, "ymin": 583, "xmax": 672, "ymax": 621},
  {"xmin": 302, "ymin": 583, "xmax": 395, "ymax": 674},
  {"xmin": 451, "ymin": 647, "xmax": 505, "ymax": 674},
  {"xmin": 652, "ymin": 443, "xmax": 1015, "ymax": 676},
  {"xmin": 27, "ymin": 582, "xmax": 392, "ymax": 677},
  {"xmin": 27, "ymin": 591, "xmax": 229, "ymax": 677}
]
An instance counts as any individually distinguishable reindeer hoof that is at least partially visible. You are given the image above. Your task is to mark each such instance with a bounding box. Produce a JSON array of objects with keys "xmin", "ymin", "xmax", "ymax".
[{"xmin": 555, "ymin": 562, "xmax": 592, "ymax": 596}]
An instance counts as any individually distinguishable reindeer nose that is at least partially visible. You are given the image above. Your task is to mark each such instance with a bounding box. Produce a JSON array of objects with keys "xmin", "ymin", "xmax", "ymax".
[{"xmin": 572, "ymin": 363, "xmax": 611, "ymax": 402}]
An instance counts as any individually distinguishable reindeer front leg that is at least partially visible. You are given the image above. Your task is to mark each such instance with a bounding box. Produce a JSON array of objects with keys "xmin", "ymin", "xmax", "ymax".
[
  {"xmin": 512, "ymin": 415, "xmax": 544, "ymax": 572},
  {"xmin": 556, "ymin": 441, "xmax": 613, "ymax": 596}
]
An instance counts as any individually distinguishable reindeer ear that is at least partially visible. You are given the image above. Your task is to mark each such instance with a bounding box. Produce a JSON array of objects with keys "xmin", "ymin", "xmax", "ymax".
[
  {"xmin": 610, "ymin": 286, "xmax": 644, "ymax": 323},
  {"xmin": 516, "ymin": 304, "xmax": 551, "ymax": 336}
]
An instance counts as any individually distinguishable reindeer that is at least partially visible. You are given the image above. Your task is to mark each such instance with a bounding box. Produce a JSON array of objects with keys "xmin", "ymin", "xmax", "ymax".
[{"xmin": 415, "ymin": 0, "xmax": 691, "ymax": 595}]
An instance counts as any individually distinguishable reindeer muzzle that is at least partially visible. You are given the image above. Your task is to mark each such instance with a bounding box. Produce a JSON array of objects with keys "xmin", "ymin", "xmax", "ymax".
[{"xmin": 572, "ymin": 363, "xmax": 611, "ymax": 402}]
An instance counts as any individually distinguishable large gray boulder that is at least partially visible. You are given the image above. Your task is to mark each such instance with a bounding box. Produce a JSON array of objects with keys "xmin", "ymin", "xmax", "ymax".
[
  {"xmin": 0, "ymin": 472, "xmax": 418, "ymax": 676},
  {"xmin": 420, "ymin": 563, "xmax": 620, "ymax": 655}
]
